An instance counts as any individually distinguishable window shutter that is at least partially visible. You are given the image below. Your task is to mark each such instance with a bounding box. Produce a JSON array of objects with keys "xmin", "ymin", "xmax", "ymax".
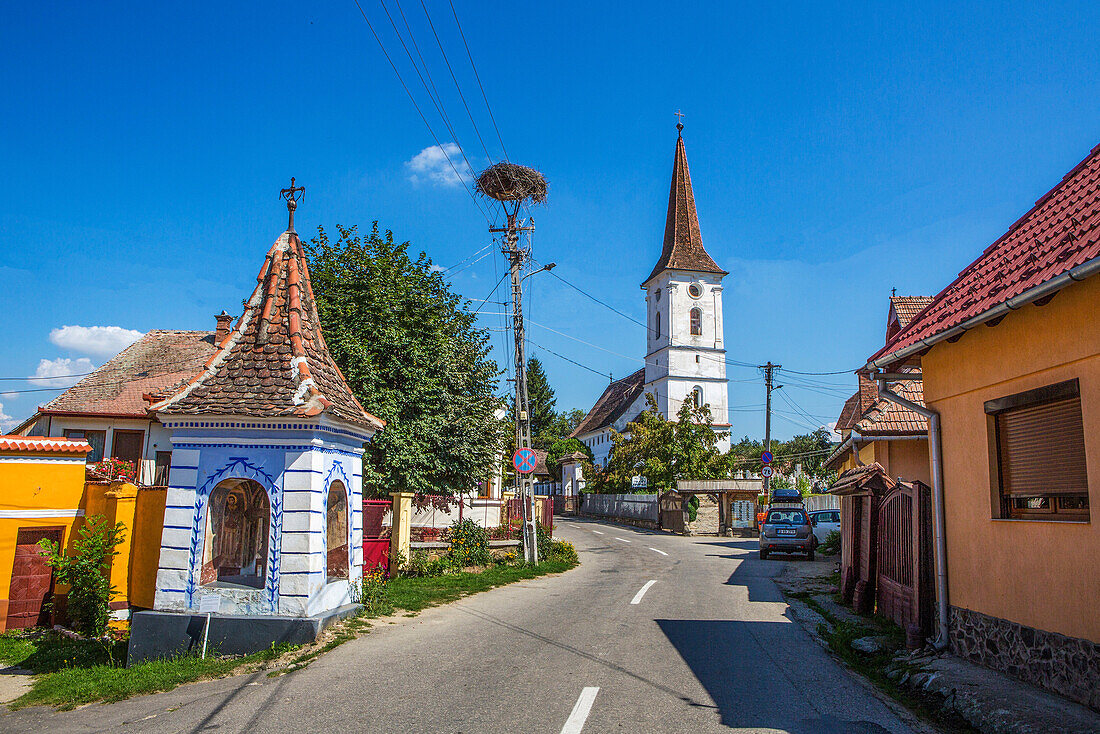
[{"xmin": 997, "ymin": 397, "xmax": 1087, "ymax": 496}]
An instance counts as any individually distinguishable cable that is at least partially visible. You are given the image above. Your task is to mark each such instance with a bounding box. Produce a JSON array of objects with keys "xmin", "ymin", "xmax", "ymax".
[
  {"xmin": 471, "ymin": 271, "xmax": 510, "ymax": 316},
  {"xmin": 525, "ymin": 338, "xmax": 610, "ymax": 380},
  {"xmin": 350, "ymin": 0, "xmax": 491, "ymax": 224},
  {"xmin": 447, "ymin": 0, "xmax": 509, "ymax": 162}
]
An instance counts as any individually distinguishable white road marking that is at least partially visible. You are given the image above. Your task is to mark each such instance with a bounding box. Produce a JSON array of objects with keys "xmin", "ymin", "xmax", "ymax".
[
  {"xmin": 615, "ymin": 537, "xmax": 631, "ymax": 543},
  {"xmin": 630, "ymin": 580, "xmax": 657, "ymax": 605},
  {"xmin": 561, "ymin": 686, "xmax": 599, "ymax": 734},
  {"xmin": 648, "ymin": 547, "xmax": 669, "ymax": 556},
  {"xmin": 591, "ymin": 530, "xmax": 604, "ymax": 535}
]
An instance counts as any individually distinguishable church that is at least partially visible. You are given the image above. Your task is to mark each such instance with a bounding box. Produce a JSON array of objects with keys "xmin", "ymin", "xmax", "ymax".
[{"xmin": 572, "ymin": 123, "xmax": 731, "ymax": 466}]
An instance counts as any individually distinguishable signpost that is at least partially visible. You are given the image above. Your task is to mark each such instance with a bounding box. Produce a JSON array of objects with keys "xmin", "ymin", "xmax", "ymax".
[
  {"xmin": 198, "ymin": 594, "xmax": 220, "ymax": 659},
  {"xmin": 761, "ymin": 465, "xmax": 774, "ymax": 479},
  {"xmin": 513, "ymin": 447, "xmax": 537, "ymax": 474},
  {"xmin": 761, "ymin": 451, "xmax": 773, "ymax": 464}
]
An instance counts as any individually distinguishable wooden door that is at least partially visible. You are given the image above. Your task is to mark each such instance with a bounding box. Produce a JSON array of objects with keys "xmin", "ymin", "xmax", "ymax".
[
  {"xmin": 6, "ymin": 527, "xmax": 64, "ymax": 631},
  {"xmin": 111, "ymin": 430, "xmax": 144, "ymax": 478}
]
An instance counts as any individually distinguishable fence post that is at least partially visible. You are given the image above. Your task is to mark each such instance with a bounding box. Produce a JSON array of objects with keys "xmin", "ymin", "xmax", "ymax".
[{"xmin": 389, "ymin": 492, "xmax": 414, "ymax": 566}]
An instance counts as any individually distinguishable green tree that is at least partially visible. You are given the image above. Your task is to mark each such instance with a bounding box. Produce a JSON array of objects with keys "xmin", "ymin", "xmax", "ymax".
[
  {"xmin": 600, "ymin": 392, "xmax": 727, "ymax": 492},
  {"xmin": 524, "ymin": 357, "xmax": 557, "ymax": 440},
  {"xmin": 37, "ymin": 515, "xmax": 125, "ymax": 637},
  {"xmin": 307, "ymin": 223, "xmax": 504, "ymax": 500},
  {"xmin": 545, "ymin": 437, "xmax": 594, "ymax": 480},
  {"xmin": 779, "ymin": 426, "xmax": 837, "ymax": 479}
]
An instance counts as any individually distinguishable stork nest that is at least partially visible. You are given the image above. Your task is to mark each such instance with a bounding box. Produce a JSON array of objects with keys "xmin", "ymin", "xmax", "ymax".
[{"xmin": 475, "ymin": 163, "xmax": 548, "ymax": 204}]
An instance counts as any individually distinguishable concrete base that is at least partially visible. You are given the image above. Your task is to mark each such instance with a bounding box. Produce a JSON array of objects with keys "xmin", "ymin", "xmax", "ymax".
[{"xmin": 127, "ymin": 604, "xmax": 362, "ymax": 665}]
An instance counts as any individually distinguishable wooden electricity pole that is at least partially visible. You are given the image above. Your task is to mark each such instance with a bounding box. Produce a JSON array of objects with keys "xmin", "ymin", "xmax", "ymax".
[{"xmin": 762, "ymin": 362, "xmax": 781, "ymax": 495}]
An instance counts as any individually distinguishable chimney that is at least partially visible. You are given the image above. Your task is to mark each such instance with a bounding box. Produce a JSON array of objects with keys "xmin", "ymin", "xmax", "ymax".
[{"xmin": 215, "ymin": 311, "xmax": 233, "ymax": 344}]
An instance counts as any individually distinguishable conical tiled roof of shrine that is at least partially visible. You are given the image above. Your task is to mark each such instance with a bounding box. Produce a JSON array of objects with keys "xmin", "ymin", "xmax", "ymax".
[
  {"xmin": 643, "ymin": 127, "xmax": 727, "ymax": 285},
  {"xmin": 155, "ymin": 197, "xmax": 383, "ymax": 431}
]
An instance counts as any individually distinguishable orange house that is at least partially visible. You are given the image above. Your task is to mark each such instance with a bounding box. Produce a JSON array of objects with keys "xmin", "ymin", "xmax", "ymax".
[{"xmin": 867, "ymin": 143, "xmax": 1100, "ymax": 710}]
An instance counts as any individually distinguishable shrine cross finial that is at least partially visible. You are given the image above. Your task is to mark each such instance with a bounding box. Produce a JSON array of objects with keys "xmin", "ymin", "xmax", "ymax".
[
  {"xmin": 280, "ymin": 177, "xmax": 306, "ymax": 232},
  {"xmin": 674, "ymin": 109, "xmax": 685, "ymax": 134}
]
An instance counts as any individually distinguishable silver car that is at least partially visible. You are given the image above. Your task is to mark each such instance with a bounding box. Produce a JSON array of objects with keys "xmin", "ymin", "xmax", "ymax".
[
  {"xmin": 759, "ymin": 507, "xmax": 814, "ymax": 560},
  {"xmin": 809, "ymin": 509, "xmax": 841, "ymax": 546}
]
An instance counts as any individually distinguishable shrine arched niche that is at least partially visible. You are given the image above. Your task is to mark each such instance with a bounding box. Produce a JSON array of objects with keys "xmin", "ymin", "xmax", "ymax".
[
  {"xmin": 201, "ymin": 478, "xmax": 270, "ymax": 590},
  {"xmin": 326, "ymin": 480, "xmax": 349, "ymax": 580}
]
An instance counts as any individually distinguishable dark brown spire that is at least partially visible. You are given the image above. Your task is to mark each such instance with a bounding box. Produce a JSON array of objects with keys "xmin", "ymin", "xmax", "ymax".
[{"xmin": 643, "ymin": 126, "xmax": 727, "ymax": 285}]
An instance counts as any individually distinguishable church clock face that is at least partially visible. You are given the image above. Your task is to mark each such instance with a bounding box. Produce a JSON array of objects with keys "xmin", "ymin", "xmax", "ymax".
[{"xmin": 688, "ymin": 283, "xmax": 703, "ymax": 299}]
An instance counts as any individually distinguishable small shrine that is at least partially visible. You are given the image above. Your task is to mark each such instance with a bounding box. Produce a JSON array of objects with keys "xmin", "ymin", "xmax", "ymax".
[{"xmin": 130, "ymin": 181, "xmax": 384, "ymax": 661}]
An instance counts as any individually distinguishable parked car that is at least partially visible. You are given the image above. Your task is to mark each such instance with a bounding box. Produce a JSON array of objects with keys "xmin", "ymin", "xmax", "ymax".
[
  {"xmin": 759, "ymin": 507, "xmax": 814, "ymax": 560},
  {"xmin": 808, "ymin": 509, "xmax": 841, "ymax": 546}
]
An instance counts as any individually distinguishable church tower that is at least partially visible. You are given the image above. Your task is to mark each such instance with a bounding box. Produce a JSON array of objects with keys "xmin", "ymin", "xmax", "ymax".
[{"xmin": 641, "ymin": 122, "xmax": 731, "ymax": 449}]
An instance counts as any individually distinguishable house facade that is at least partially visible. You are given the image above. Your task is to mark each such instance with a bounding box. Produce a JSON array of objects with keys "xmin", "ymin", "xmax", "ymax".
[{"xmin": 867, "ymin": 143, "xmax": 1100, "ymax": 709}]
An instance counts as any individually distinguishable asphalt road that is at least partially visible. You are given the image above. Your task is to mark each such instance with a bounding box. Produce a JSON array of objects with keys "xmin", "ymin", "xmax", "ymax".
[{"xmin": 2, "ymin": 519, "xmax": 918, "ymax": 733}]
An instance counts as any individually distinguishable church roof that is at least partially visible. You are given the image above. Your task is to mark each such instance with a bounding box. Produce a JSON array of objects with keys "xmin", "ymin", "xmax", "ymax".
[
  {"xmin": 889, "ymin": 296, "xmax": 934, "ymax": 329},
  {"xmin": 571, "ymin": 368, "xmax": 646, "ymax": 437},
  {"xmin": 155, "ymin": 208, "xmax": 383, "ymax": 431},
  {"xmin": 643, "ymin": 129, "xmax": 727, "ymax": 285}
]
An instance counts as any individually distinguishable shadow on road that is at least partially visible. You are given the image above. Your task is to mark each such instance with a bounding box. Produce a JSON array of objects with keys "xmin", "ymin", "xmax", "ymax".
[
  {"xmin": 656, "ymin": 619, "xmax": 894, "ymax": 733},
  {"xmin": 724, "ymin": 554, "xmax": 789, "ymax": 603}
]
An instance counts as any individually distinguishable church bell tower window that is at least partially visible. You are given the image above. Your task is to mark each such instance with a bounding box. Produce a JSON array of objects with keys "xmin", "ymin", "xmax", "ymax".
[
  {"xmin": 690, "ymin": 307, "xmax": 702, "ymax": 336},
  {"xmin": 655, "ymin": 311, "xmax": 661, "ymax": 339}
]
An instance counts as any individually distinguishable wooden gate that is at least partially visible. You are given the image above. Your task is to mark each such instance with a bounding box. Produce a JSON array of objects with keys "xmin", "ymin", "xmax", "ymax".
[
  {"xmin": 875, "ymin": 481, "xmax": 933, "ymax": 637},
  {"xmin": 362, "ymin": 499, "xmax": 391, "ymax": 573},
  {"xmin": 6, "ymin": 527, "xmax": 64, "ymax": 631}
]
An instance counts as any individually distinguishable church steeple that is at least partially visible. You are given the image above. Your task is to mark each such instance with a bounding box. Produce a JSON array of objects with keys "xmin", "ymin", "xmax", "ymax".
[{"xmin": 643, "ymin": 122, "xmax": 727, "ymax": 285}]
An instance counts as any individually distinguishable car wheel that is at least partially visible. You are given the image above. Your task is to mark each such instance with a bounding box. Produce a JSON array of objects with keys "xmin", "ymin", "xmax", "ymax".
[
  {"xmin": 760, "ymin": 550, "xmax": 769, "ymax": 560},
  {"xmin": 807, "ymin": 549, "xmax": 815, "ymax": 562}
]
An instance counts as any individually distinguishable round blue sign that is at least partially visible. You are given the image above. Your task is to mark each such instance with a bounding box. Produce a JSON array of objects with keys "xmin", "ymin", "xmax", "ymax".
[
  {"xmin": 513, "ymin": 447, "xmax": 538, "ymax": 474},
  {"xmin": 761, "ymin": 451, "xmax": 773, "ymax": 464}
]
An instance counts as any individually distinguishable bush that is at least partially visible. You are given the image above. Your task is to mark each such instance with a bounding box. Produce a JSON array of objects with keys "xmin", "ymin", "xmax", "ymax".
[
  {"xmin": 448, "ymin": 519, "xmax": 491, "ymax": 567},
  {"xmin": 687, "ymin": 495, "xmax": 700, "ymax": 523},
  {"xmin": 818, "ymin": 530, "xmax": 841, "ymax": 556},
  {"xmin": 359, "ymin": 566, "xmax": 392, "ymax": 615},
  {"xmin": 546, "ymin": 540, "xmax": 578, "ymax": 565},
  {"xmin": 37, "ymin": 516, "xmax": 125, "ymax": 637}
]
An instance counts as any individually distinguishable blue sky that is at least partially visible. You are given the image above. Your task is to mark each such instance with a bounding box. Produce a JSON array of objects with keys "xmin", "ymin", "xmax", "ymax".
[{"xmin": 2, "ymin": 1, "xmax": 1098, "ymax": 438}]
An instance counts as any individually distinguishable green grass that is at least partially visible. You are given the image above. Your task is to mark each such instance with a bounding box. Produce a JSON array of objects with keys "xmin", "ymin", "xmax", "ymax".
[{"xmin": 383, "ymin": 559, "xmax": 575, "ymax": 615}]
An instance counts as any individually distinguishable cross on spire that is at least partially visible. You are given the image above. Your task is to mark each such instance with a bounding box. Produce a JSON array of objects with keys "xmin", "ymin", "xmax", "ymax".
[
  {"xmin": 280, "ymin": 177, "xmax": 306, "ymax": 232},
  {"xmin": 674, "ymin": 109, "xmax": 685, "ymax": 134}
]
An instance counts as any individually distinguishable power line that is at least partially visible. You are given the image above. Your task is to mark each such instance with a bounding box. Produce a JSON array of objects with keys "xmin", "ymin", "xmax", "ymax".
[
  {"xmin": 525, "ymin": 338, "xmax": 610, "ymax": 380},
  {"xmin": 447, "ymin": 0, "xmax": 509, "ymax": 161}
]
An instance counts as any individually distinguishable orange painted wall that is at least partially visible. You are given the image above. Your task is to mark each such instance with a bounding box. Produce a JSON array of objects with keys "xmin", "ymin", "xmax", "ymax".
[
  {"xmin": 835, "ymin": 438, "xmax": 929, "ymax": 487},
  {"xmin": 922, "ymin": 274, "xmax": 1100, "ymax": 643}
]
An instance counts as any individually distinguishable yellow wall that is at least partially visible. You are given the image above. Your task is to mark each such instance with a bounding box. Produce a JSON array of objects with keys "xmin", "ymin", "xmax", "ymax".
[
  {"xmin": 922, "ymin": 274, "xmax": 1100, "ymax": 643},
  {"xmin": 835, "ymin": 438, "xmax": 930, "ymax": 487},
  {"xmin": 0, "ymin": 455, "xmax": 166, "ymax": 630}
]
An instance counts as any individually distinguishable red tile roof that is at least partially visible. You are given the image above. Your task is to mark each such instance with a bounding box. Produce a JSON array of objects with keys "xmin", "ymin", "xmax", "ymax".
[
  {"xmin": 889, "ymin": 296, "xmax": 933, "ymax": 329},
  {"xmin": 0, "ymin": 435, "xmax": 92, "ymax": 454},
  {"xmin": 872, "ymin": 143, "xmax": 1100, "ymax": 368},
  {"xmin": 571, "ymin": 368, "xmax": 646, "ymax": 437},
  {"xmin": 829, "ymin": 463, "xmax": 895, "ymax": 495},
  {"xmin": 156, "ymin": 229, "xmax": 383, "ymax": 430},
  {"xmin": 854, "ymin": 379, "xmax": 928, "ymax": 435},
  {"xmin": 643, "ymin": 131, "xmax": 727, "ymax": 285},
  {"xmin": 39, "ymin": 330, "xmax": 218, "ymax": 417}
]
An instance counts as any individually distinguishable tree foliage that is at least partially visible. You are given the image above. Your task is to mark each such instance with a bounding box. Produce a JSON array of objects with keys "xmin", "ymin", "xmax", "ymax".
[
  {"xmin": 307, "ymin": 223, "xmax": 504, "ymax": 499},
  {"xmin": 523, "ymin": 357, "xmax": 557, "ymax": 442},
  {"xmin": 545, "ymin": 437, "xmax": 594, "ymax": 480},
  {"xmin": 37, "ymin": 515, "xmax": 125, "ymax": 637}
]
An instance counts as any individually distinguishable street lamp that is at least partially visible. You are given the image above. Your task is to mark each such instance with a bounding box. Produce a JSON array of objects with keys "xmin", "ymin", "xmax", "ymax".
[{"xmin": 522, "ymin": 262, "xmax": 556, "ymax": 282}]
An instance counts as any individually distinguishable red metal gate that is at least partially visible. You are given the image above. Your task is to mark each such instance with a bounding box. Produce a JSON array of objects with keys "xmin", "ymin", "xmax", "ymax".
[
  {"xmin": 6, "ymin": 527, "xmax": 63, "ymax": 631},
  {"xmin": 362, "ymin": 499, "xmax": 391, "ymax": 574},
  {"xmin": 505, "ymin": 497, "xmax": 553, "ymax": 534}
]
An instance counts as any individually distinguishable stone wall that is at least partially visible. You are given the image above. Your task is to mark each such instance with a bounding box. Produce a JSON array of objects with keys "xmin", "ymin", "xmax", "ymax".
[{"xmin": 949, "ymin": 606, "xmax": 1100, "ymax": 711}]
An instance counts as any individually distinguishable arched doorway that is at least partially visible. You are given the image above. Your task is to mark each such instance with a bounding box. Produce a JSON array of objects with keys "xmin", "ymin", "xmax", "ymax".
[
  {"xmin": 201, "ymin": 478, "xmax": 270, "ymax": 589},
  {"xmin": 327, "ymin": 481, "xmax": 349, "ymax": 580}
]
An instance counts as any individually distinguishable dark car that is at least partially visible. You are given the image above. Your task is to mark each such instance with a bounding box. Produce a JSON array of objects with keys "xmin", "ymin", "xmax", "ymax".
[{"xmin": 759, "ymin": 507, "xmax": 814, "ymax": 560}]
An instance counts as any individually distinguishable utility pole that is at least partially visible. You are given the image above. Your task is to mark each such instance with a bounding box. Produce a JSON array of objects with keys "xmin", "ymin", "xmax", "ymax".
[
  {"xmin": 492, "ymin": 218, "xmax": 539, "ymax": 564},
  {"xmin": 762, "ymin": 361, "xmax": 781, "ymax": 496}
]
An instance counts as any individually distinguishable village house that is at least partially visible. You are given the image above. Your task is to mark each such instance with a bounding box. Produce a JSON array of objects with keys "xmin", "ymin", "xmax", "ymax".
[
  {"xmin": 865, "ymin": 143, "xmax": 1100, "ymax": 710},
  {"xmin": 13, "ymin": 319, "xmax": 230, "ymax": 485}
]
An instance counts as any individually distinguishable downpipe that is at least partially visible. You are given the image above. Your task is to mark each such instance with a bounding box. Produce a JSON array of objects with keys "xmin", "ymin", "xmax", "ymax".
[{"xmin": 874, "ymin": 375, "xmax": 951, "ymax": 651}]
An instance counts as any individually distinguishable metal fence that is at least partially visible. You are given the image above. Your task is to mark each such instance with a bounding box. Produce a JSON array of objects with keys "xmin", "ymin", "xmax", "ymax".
[{"xmin": 580, "ymin": 493, "xmax": 659, "ymax": 522}]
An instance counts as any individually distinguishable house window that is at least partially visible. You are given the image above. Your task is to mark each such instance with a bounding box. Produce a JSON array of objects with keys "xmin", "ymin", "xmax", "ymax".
[
  {"xmin": 64, "ymin": 429, "xmax": 105, "ymax": 463},
  {"xmin": 655, "ymin": 312, "xmax": 661, "ymax": 339},
  {"xmin": 111, "ymin": 430, "xmax": 144, "ymax": 479},
  {"xmin": 202, "ymin": 478, "xmax": 270, "ymax": 589},
  {"xmin": 986, "ymin": 379, "xmax": 1089, "ymax": 521},
  {"xmin": 692, "ymin": 386, "xmax": 703, "ymax": 409},
  {"xmin": 153, "ymin": 451, "xmax": 172, "ymax": 486},
  {"xmin": 327, "ymin": 481, "xmax": 349, "ymax": 580},
  {"xmin": 690, "ymin": 307, "xmax": 702, "ymax": 336}
]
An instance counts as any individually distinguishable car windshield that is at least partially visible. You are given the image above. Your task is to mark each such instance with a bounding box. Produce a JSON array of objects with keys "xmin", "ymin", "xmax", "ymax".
[{"xmin": 766, "ymin": 510, "xmax": 806, "ymax": 525}]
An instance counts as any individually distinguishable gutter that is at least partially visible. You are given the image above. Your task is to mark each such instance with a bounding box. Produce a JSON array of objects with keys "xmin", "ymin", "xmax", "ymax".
[
  {"xmin": 869, "ymin": 254, "xmax": 1100, "ymax": 370},
  {"xmin": 871, "ymin": 372, "xmax": 950, "ymax": 650}
]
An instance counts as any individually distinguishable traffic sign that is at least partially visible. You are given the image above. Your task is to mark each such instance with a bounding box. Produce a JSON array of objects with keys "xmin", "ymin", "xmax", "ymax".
[
  {"xmin": 761, "ymin": 451, "xmax": 773, "ymax": 464},
  {"xmin": 513, "ymin": 448, "xmax": 538, "ymax": 474},
  {"xmin": 761, "ymin": 465, "xmax": 775, "ymax": 479}
]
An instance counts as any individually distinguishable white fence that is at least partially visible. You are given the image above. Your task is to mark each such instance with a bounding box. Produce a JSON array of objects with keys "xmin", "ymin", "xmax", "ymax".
[
  {"xmin": 803, "ymin": 494, "xmax": 841, "ymax": 512},
  {"xmin": 580, "ymin": 493, "xmax": 659, "ymax": 522}
]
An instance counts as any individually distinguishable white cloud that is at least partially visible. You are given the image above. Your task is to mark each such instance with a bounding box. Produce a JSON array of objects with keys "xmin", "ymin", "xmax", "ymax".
[
  {"xmin": 0, "ymin": 402, "xmax": 15, "ymax": 432},
  {"xmin": 429, "ymin": 264, "xmax": 446, "ymax": 273},
  {"xmin": 49, "ymin": 325, "xmax": 143, "ymax": 357},
  {"xmin": 29, "ymin": 357, "xmax": 96, "ymax": 388},
  {"xmin": 405, "ymin": 143, "xmax": 468, "ymax": 187}
]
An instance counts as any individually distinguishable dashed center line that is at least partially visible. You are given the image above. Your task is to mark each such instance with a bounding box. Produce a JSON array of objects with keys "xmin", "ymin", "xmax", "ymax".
[
  {"xmin": 591, "ymin": 530, "xmax": 604, "ymax": 535},
  {"xmin": 630, "ymin": 580, "xmax": 657, "ymax": 605},
  {"xmin": 648, "ymin": 547, "xmax": 669, "ymax": 556},
  {"xmin": 560, "ymin": 686, "xmax": 599, "ymax": 734},
  {"xmin": 615, "ymin": 537, "xmax": 631, "ymax": 543}
]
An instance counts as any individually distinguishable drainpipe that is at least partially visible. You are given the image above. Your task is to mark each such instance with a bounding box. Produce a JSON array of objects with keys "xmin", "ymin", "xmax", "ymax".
[{"xmin": 872, "ymin": 372, "xmax": 950, "ymax": 650}]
